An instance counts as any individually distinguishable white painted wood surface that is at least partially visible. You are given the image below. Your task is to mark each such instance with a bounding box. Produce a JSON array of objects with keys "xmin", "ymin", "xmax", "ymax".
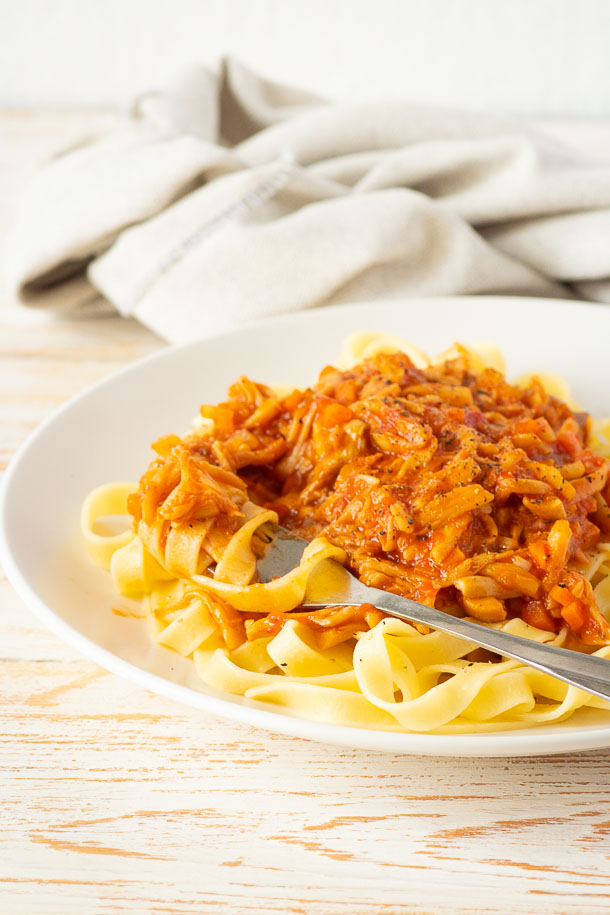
[{"xmin": 2, "ymin": 113, "xmax": 610, "ymax": 915}]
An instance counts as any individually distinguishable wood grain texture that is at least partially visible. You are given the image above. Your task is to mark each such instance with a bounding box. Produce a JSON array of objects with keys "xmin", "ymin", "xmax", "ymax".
[{"xmin": 1, "ymin": 112, "xmax": 610, "ymax": 915}]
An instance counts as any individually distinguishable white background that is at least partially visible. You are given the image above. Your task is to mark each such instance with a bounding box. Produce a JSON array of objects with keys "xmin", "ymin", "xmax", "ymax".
[{"xmin": 3, "ymin": 0, "xmax": 610, "ymax": 114}]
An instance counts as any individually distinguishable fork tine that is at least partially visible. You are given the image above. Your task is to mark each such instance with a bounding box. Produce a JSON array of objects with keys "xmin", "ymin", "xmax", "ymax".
[{"xmin": 256, "ymin": 526, "xmax": 309, "ymax": 583}]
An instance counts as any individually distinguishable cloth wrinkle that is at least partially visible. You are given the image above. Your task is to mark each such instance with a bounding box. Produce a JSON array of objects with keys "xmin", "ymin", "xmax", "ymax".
[{"xmin": 5, "ymin": 56, "xmax": 609, "ymax": 342}]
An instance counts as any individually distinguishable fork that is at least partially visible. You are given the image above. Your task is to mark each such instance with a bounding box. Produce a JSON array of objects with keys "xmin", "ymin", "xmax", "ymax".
[{"xmin": 256, "ymin": 527, "xmax": 610, "ymax": 703}]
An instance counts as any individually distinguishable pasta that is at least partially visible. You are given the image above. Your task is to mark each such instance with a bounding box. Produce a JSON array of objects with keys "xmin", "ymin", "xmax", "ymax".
[{"xmin": 82, "ymin": 334, "xmax": 610, "ymax": 733}]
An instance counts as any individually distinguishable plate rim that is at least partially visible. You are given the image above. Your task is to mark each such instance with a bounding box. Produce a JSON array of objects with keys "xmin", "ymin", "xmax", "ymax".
[{"xmin": 3, "ymin": 294, "xmax": 610, "ymax": 757}]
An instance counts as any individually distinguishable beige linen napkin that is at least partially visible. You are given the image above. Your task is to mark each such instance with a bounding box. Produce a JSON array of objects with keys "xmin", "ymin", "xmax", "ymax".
[{"xmin": 6, "ymin": 58, "xmax": 610, "ymax": 342}]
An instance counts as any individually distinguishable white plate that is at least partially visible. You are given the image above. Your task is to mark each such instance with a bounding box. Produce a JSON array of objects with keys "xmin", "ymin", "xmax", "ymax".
[{"xmin": 2, "ymin": 296, "xmax": 610, "ymax": 757}]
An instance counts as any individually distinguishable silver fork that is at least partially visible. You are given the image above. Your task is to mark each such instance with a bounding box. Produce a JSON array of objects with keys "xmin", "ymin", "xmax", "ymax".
[{"xmin": 256, "ymin": 527, "xmax": 610, "ymax": 703}]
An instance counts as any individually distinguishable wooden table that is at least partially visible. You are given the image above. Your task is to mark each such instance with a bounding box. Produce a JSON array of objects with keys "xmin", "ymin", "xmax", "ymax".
[{"xmin": 2, "ymin": 113, "xmax": 610, "ymax": 915}]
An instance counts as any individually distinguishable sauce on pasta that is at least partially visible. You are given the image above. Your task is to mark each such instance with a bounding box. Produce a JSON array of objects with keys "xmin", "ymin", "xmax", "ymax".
[
  {"xmin": 129, "ymin": 345, "xmax": 610, "ymax": 648},
  {"xmin": 82, "ymin": 337, "xmax": 610, "ymax": 733}
]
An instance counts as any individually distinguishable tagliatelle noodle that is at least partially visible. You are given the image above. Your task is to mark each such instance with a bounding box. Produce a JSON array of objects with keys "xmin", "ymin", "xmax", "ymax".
[{"xmin": 81, "ymin": 482, "xmax": 137, "ymax": 569}]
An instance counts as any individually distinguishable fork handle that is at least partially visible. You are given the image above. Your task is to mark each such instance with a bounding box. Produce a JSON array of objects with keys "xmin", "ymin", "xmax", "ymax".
[{"xmin": 309, "ymin": 587, "xmax": 610, "ymax": 703}]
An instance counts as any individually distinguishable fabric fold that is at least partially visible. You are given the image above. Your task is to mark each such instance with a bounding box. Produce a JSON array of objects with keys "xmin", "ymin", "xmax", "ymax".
[{"xmin": 5, "ymin": 57, "xmax": 610, "ymax": 342}]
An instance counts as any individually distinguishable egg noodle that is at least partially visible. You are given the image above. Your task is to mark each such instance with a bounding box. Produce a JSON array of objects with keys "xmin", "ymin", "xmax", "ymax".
[{"xmin": 82, "ymin": 334, "xmax": 610, "ymax": 733}]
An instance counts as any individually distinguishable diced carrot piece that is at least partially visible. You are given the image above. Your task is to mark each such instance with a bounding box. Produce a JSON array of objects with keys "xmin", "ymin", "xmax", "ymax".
[
  {"xmin": 549, "ymin": 584, "xmax": 573, "ymax": 607},
  {"xmin": 152, "ymin": 434, "xmax": 181, "ymax": 456},
  {"xmin": 560, "ymin": 601, "xmax": 588, "ymax": 632},
  {"xmin": 283, "ymin": 390, "xmax": 304, "ymax": 411},
  {"xmin": 522, "ymin": 603, "xmax": 558, "ymax": 633},
  {"xmin": 200, "ymin": 404, "xmax": 235, "ymax": 435},
  {"xmin": 335, "ymin": 379, "xmax": 359, "ymax": 404},
  {"xmin": 512, "ymin": 417, "xmax": 555, "ymax": 442},
  {"xmin": 318, "ymin": 402, "xmax": 354, "ymax": 428}
]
